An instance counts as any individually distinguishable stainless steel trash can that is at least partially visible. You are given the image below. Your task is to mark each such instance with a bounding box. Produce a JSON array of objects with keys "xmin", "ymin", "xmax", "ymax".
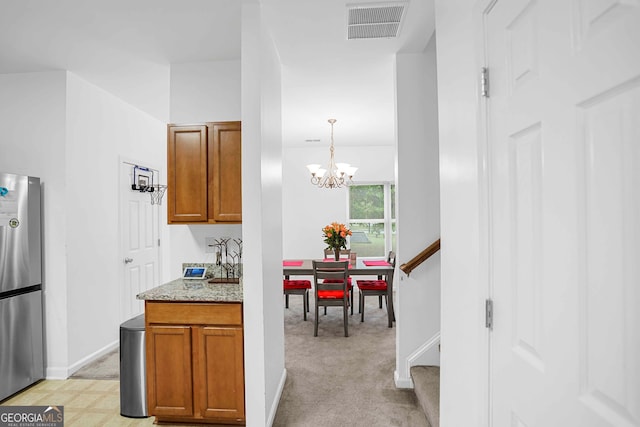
[{"xmin": 120, "ymin": 313, "xmax": 148, "ymax": 418}]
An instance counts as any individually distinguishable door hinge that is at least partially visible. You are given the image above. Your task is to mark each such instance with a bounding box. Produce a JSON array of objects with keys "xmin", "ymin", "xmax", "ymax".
[
  {"xmin": 481, "ymin": 67, "xmax": 490, "ymax": 98},
  {"xmin": 485, "ymin": 298, "xmax": 493, "ymax": 329},
  {"xmin": 158, "ymin": 238, "xmax": 161, "ymax": 247}
]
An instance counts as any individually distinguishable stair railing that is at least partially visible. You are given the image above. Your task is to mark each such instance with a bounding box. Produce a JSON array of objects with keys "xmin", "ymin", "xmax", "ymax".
[{"xmin": 400, "ymin": 238, "xmax": 440, "ymax": 276}]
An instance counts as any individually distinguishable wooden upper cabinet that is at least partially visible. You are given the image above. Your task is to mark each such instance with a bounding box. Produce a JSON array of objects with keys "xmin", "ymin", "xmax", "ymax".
[
  {"xmin": 167, "ymin": 122, "xmax": 242, "ymax": 224},
  {"xmin": 167, "ymin": 125, "xmax": 208, "ymax": 222},
  {"xmin": 209, "ymin": 122, "xmax": 242, "ymax": 222}
]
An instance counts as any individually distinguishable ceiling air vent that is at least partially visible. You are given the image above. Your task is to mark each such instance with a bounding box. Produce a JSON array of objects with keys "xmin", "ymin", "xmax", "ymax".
[{"xmin": 347, "ymin": 2, "xmax": 407, "ymax": 40}]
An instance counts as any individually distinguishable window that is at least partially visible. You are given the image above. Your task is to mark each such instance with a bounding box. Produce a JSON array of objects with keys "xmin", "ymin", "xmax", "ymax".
[{"xmin": 348, "ymin": 183, "xmax": 395, "ymax": 258}]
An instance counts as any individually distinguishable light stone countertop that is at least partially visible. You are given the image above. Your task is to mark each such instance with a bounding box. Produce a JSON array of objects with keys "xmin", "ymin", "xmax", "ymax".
[{"xmin": 136, "ymin": 278, "xmax": 243, "ymax": 302}]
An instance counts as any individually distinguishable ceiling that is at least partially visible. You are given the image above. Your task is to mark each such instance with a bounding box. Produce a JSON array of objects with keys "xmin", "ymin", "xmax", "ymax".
[{"xmin": 0, "ymin": 0, "xmax": 434, "ymax": 147}]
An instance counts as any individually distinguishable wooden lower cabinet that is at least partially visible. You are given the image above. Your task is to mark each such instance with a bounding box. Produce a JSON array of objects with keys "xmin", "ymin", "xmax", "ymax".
[
  {"xmin": 145, "ymin": 302, "xmax": 245, "ymax": 425},
  {"xmin": 196, "ymin": 326, "xmax": 245, "ymax": 420},
  {"xmin": 146, "ymin": 325, "xmax": 194, "ymax": 417}
]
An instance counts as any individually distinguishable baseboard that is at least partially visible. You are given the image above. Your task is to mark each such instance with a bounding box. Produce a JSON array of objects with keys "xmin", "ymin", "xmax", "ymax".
[
  {"xmin": 267, "ymin": 368, "xmax": 287, "ymax": 426},
  {"xmin": 395, "ymin": 332, "xmax": 441, "ymax": 389},
  {"xmin": 66, "ymin": 340, "xmax": 119, "ymax": 378},
  {"xmin": 46, "ymin": 367, "xmax": 69, "ymax": 380},
  {"xmin": 395, "ymin": 369, "xmax": 414, "ymax": 389}
]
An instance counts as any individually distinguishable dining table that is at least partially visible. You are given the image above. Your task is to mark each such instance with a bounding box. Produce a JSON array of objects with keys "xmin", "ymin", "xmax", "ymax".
[{"xmin": 282, "ymin": 258, "xmax": 395, "ymax": 327}]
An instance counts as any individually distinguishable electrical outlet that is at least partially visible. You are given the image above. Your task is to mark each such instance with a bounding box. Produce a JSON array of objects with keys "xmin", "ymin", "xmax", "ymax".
[{"xmin": 205, "ymin": 237, "xmax": 217, "ymax": 253}]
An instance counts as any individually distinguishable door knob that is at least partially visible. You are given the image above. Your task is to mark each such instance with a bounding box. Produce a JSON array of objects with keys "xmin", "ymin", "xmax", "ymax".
[{"xmin": 124, "ymin": 257, "xmax": 134, "ymax": 264}]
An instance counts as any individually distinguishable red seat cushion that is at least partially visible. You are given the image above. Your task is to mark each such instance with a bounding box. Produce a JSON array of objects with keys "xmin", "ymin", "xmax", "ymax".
[
  {"xmin": 318, "ymin": 290, "xmax": 346, "ymax": 299},
  {"xmin": 356, "ymin": 280, "xmax": 387, "ymax": 291},
  {"xmin": 283, "ymin": 279, "xmax": 311, "ymax": 290}
]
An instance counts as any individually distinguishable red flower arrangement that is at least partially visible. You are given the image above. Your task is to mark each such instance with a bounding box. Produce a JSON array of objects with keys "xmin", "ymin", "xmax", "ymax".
[{"xmin": 322, "ymin": 222, "xmax": 352, "ymax": 250}]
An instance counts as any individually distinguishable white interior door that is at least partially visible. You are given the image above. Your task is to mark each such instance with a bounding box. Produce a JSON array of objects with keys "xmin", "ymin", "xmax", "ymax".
[
  {"xmin": 120, "ymin": 161, "xmax": 160, "ymax": 322},
  {"xmin": 485, "ymin": 0, "xmax": 640, "ymax": 425}
]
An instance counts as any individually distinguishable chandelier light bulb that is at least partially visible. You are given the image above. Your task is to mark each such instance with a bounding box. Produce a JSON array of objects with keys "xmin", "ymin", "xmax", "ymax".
[
  {"xmin": 306, "ymin": 164, "xmax": 321, "ymax": 175},
  {"xmin": 345, "ymin": 166, "xmax": 358, "ymax": 178}
]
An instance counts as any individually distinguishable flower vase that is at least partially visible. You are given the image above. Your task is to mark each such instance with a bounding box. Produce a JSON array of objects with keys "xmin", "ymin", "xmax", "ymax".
[{"xmin": 334, "ymin": 248, "xmax": 340, "ymax": 261}]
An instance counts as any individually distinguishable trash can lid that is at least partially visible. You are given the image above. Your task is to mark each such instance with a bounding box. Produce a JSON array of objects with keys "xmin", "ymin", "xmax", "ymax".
[{"xmin": 120, "ymin": 313, "xmax": 145, "ymax": 331}]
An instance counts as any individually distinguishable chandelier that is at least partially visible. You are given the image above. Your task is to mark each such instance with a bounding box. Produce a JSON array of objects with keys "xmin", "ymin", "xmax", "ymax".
[{"xmin": 306, "ymin": 119, "xmax": 357, "ymax": 189}]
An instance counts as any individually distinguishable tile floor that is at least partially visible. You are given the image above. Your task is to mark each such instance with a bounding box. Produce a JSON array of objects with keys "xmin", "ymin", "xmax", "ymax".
[
  {"xmin": 1, "ymin": 379, "xmax": 159, "ymax": 426},
  {"xmin": 2, "ymin": 379, "xmax": 236, "ymax": 426}
]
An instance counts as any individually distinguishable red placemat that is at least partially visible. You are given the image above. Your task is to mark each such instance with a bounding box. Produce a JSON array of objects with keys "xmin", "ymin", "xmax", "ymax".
[
  {"xmin": 283, "ymin": 260, "xmax": 303, "ymax": 266},
  {"xmin": 363, "ymin": 260, "xmax": 391, "ymax": 266}
]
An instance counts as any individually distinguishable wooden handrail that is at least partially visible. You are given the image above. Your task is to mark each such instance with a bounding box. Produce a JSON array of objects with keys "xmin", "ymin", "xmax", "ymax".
[{"xmin": 400, "ymin": 238, "xmax": 440, "ymax": 276}]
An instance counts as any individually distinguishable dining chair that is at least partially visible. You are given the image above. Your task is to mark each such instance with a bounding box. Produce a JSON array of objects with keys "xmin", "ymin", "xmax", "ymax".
[
  {"xmin": 312, "ymin": 260, "xmax": 350, "ymax": 337},
  {"xmin": 355, "ymin": 251, "xmax": 396, "ymax": 326},
  {"xmin": 283, "ymin": 276, "xmax": 311, "ymax": 321},
  {"xmin": 322, "ymin": 248, "xmax": 354, "ymax": 315}
]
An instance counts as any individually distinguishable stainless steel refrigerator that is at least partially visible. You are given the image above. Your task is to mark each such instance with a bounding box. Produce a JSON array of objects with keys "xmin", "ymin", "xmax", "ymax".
[{"xmin": 0, "ymin": 173, "xmax": 44, "ymax": 401}]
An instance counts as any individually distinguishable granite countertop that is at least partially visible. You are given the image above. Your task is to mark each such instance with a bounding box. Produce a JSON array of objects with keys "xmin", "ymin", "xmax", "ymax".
[{"xmin": 137, "ymin": 278, "xmax": 243, "ymax": 302}]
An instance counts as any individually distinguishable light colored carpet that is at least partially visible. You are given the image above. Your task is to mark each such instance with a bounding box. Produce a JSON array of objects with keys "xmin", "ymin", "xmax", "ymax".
[
  {"xmin": 71, "ymin": 349, "xmax": 119, "ymax": 380},
  {"xmin": 411, "ymin": 366, "xmax": 440, "ymax": 427},
  {"xmin": 273, "ymin": 292, "xmax": 429, "ymax": 427}
]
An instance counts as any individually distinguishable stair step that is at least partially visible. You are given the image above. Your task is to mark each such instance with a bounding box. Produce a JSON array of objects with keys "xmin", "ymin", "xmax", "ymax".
[{"xmin": 411, "ymin": 365, "xmax": 440, "ymax": 427}]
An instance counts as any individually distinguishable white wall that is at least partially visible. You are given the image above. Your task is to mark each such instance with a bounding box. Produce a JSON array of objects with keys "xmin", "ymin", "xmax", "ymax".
[
  {"xmin": 65, "ymin": 72, "xmax": 166, "ymax": 369},
  {"xmin": 241, "ymin": 3, "xmax": 285, "ymax": 425},
  {"xmin": 170, "ymin": 60, "xmax": 241, "ymax": 123},
  {"xmin": 168, "ymin": 223, "xmax": 242, "ymax": 263},
  {"xmin": 282, "ymin": 145, "xmax": 395, "ymax": 259},
  {"xmin": 434, "ymin": 0, "xmax": 485, "ymax": 425},
  {"xmin": 394, "ymin": 36, "xmax": 442, "ymax": 387},
  {"xmin": 0, "ymin": 71, "xmax": 69, "ymax": 377},
  {"xmin": 168, "ymin": 60, "xmax": 243, "ymax": 278},
  {"xmin": 0, "ymin": 71, "xmax": 167, "ymax": 377}
]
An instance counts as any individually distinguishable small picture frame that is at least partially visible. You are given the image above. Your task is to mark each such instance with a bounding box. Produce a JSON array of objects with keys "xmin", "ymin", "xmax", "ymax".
[
  {"xmin": 183, "ymin": 267, "xmax": 207, "ymax": 279},
  {"xmin": 350, "ymin": 252, "xmax": 357, "ymax": 265}
]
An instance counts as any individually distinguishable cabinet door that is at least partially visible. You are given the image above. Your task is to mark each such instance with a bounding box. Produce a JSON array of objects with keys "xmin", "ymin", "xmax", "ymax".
[
  {"xmin": 167, "ymin": 125, "xmax": 208, "ymax": 222},
  {"xmin": 209, "ymin": 122, "xmax": 242, "ymax": 222},
  {"xmin": 146, "ymin": 325, "xmax": 194, "ymax": 417},
  {"xmin": 195, "ymin": 326, "xmax": 245, "ymax": 421}
]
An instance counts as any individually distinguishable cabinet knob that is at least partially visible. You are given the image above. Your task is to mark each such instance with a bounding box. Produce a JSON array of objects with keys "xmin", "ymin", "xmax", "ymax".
[{"xmin": 124, "ymin": 257, "xmax": 134, "ymax": 264}]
